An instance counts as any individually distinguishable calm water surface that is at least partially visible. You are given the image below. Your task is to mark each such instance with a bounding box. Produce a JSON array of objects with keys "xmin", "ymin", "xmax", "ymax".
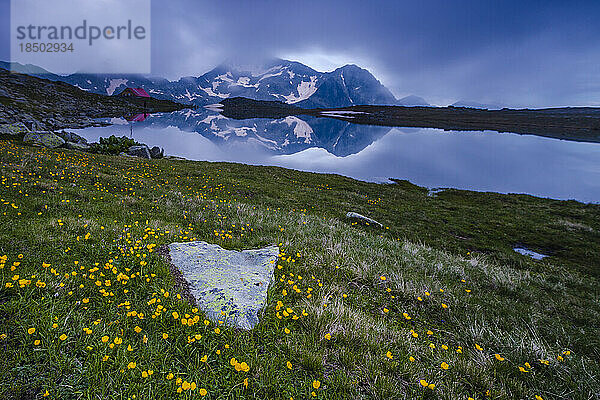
[{"xmin": 74, "ymin": 109, "xmax": 600, "ymax": 203}]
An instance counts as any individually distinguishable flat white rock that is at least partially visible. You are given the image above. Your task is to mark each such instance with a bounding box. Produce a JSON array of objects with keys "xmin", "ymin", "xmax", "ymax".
[{"xmin": 168, "ymin": 241, "xmax": 278, "ymax": 329}]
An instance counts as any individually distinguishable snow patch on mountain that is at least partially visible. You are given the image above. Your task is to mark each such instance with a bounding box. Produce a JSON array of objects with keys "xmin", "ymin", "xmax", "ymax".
[
  {"xmin": 258, "ymin": 66, "xmax": 285, "ymax": 82},
  {"xmin": 106, "ymin": 78, "xmax": 128, "ymax": 95},
  {"xmin": 282, "ymin": 76, "xmax": 318, "ymax": 104},
  {"xmin": 234, "ymin": 76, "xmax": 258, "ymax": 88},
  {"xmin": 200, "ymin": 86, "xmax": 230, "ymax": 99},
  {"xmin": 181, "ymin": 88, "xmax": 205, "ymax": 102},
  {"xmin": 216, "ymin": 73, "xmax": 234, "ymax": 83}
]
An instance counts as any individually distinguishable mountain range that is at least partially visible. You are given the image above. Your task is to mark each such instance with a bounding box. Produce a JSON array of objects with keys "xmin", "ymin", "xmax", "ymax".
[{"xmin": 0, "ymin": 59, "xmax": 429, "ymax": 109}]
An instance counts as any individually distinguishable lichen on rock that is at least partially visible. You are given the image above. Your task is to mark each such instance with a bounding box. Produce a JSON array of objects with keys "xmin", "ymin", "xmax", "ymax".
[{"xmin": 168, "ymin": 241, "xmax": 279, "ymax": 330}]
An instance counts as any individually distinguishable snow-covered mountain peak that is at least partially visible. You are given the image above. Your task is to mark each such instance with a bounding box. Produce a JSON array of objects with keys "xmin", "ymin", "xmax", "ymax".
[{"xmin": 4, "ymin": 59, "xmax": 428, "ymax": 108}]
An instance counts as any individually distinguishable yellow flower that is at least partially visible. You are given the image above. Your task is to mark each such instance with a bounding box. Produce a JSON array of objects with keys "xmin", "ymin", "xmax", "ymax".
[
  {"xmin": 182, "ymin": 381, "xmax": 191, "ymax": 390},
  {"xmin": 441, "ymin": 303, "xmax": 448, "ymax": 309},
  {"xmin": 429, "ymin": 343, "xmax": 435, "ymax": 349},
  {"xmin": 427, "ymin": 330, "xmax": 433, "ymax": 336},
  {"xmin": 34, "ymin": 339, "xmax": 41, "ymax": 346},
  {"xmin": 324, "ymin": 333, "xmax": 331, "ymax": 340},
  {"xmin": 535, "ymin": 396, "xmax": 544, "ymax": 400},
  {"xmin": 43, "ymin": 390, "xmax": 49, "ymax": 397},
  {"xmin": 518, "ymin": 366, "xmax": 529, "ymax": 373},
  {"xmin": 134, "ymin": 326, "xmax": 142, "ymax": 333},
  {"xmin": 380, "ymin": 276, "xmax": 386, "ymax": 281},
  {"xmin": 383, "ymin": 308, "xmax": 389, "ymax": 313},
  {"xmin": 162, "ymin": 333, "xmax": 168, "ymax": 339},
  {"xmin": 214, "ymin": 328, "xmax": 220, "ymax": 334},
  {"xmin": 284, "ymin": 328, "xmax": 290, "ymax": 334},
  {"xmin": 82, "ymin": 298, "xmax": 89, "ymax": 304},
  {"xmin": 166, "ymin": 373, "xmax": 174, "ymax": 380},
  {"xmin": 409, "ymin": 356, "xmax": 415, "ymax": 362},
  {"xmin": 28, "ymin": 328, "xmax": 35, "ymax": 335},
  {"xmin": 525, "ymin": 362, "xmax": 531, "ymax": 369},
  {"xmin": 494, "ymin": 354, "xmax": 505, "ymax": 361},
  {"xmin": 142, "ymin": 371, "xmax": 148, "ymax": 378},
  {"xmin": 440, "ymin": 362, "xmax": 449, "ymax": 370},
  {"xmin": 428, "ymin": 383, "xmax": 435, "ymax": 390},
  {"xmin": 102, "ymin": 355, "xmax": 109, "ymax": 362},
  {"xmin": 240, "ymin": 362, "xmax": 249, "ymax": 372},
  {"xmin": 410, "ymin": 330, "xmax": 418, "ymax": 338},
  {"xmin": 475, "ymin": 344, "xmax": 483, "ymax": 351},
  {"xmin": 420, "ymin": 380, "xmax": 428, "ymax": 387},
  {"xmin": 243, "ymin": 378, "xmax": 248, "ymax": 388},
  {"xmin": 386, "ymin": 351, "xmax": 393, "ymax": 359},
  {"xmin": 59, "ymin": 334, "xmax": 67, "ymax": 341},
  {"xmin": 312, "ymin": 380, "xmax": 321, "ymax": 389},
  {"xmin": 127, "ymin": 361, "xmax": 136, "ymax": 369},
  {"xmin": 199, "ymin": 388, "xmax": 207, "ymax": 396},
  {"xmin": 200, "ymin": 355, "xmax": 208, "ymax": 363}
]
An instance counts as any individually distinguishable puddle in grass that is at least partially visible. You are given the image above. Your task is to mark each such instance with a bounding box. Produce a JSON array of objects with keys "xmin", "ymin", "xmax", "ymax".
[{"xmin": 513, "ymin": 247, "xmax": 549, "ymax": 260}]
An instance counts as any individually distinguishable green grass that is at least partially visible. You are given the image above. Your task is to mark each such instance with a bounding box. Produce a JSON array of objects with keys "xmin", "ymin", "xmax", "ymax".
[{"xmin": 0, "ymin": 138, "xmax": 598, "ymax": 399}]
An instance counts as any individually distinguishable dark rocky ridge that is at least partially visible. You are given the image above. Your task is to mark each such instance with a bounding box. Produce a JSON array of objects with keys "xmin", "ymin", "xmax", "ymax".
[
  {"xmin": 220, "ymin": 97, "xmax": 600, "ymax": 143},
  {"xmin": 0, "ymin": 68, "xmax": 187, "ymax": 131}
]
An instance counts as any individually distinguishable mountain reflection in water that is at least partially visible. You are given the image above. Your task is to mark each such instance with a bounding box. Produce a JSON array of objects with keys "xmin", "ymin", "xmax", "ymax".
[{"xmin": 74, "ymin": 109, "xmax": 600, "ymax": 203}]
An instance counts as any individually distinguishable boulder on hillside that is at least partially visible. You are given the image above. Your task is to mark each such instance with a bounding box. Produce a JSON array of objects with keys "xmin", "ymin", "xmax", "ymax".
[
  {"xmin": 346, "ymin": 211, "xmax": 383, "ymax": 228},
  {"xmin": 0, "ymin": 122, "xmax": 29, "ymax": 136},
  {"xmin": 168, "ymin": 241, "xmax": 279, "ymax": 330},
  {"xmin": 127, "ymin": 144, "xmax": 151, "ymax": 159},
  {"xmin": 23, "ymin": 131, "xmax": 65, "ymax": 148},
  {"xmin": 150, "ymin": 146, "xmax": 164, "ymax": 159},
  {"xmin": 57, "ymin": 130, "xmax": 88, "ymax": 144}
]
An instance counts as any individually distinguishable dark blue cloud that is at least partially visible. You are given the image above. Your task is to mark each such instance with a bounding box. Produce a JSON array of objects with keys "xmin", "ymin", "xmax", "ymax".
[{"xmin": 148, "ymin": 0, "xmax": 600, "ymax": 107}]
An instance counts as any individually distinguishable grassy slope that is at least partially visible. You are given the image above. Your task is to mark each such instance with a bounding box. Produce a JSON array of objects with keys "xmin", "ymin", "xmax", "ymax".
[{"xmin": 0, "ymin": 139, "xmax": 599, "ymax": 399}]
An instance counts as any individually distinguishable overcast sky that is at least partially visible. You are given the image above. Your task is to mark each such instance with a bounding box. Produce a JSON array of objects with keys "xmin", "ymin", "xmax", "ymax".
[{"xmin": 1, "ymin": 0, "xmax": 599, "ymax": 107}]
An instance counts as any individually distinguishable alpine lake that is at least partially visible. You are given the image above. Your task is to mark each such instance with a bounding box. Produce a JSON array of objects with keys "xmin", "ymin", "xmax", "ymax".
[{"xmin": 74, "ymin": 108, "xmax": 600, "ymax": 204}]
